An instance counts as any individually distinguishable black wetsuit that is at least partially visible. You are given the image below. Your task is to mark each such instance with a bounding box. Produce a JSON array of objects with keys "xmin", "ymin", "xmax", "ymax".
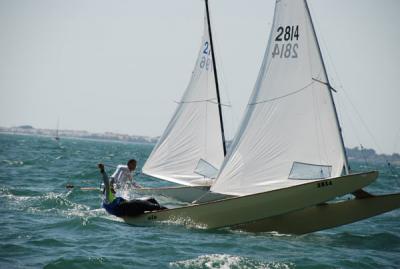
[{"xmin": 100, "ymin": 169, "xmax": 166, "ymax": 217}]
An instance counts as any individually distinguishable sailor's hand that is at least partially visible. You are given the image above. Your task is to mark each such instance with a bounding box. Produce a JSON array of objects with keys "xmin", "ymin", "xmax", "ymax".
[{"xmin": 98, "ymin": 163, "xmax": 105, "ymax": 173}]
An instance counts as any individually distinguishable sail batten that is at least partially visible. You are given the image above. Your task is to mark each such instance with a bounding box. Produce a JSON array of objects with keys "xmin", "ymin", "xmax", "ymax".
[
  {"xmin": 211, "ymin": 0, "xmax": 345, "ymax": 196},
  {"xmin": 142, "ymin": 12, "xmax": 224, "ymax": 186}
]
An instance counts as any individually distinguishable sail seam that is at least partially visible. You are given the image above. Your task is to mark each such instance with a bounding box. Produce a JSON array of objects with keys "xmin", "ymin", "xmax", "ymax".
[
  {"xmin": 248, "ymin": 81, "xmax": 315, "ymax": 105},
  {"xmin": 174, "ymin": 99, "xmax": 231, "ymax": 107}
]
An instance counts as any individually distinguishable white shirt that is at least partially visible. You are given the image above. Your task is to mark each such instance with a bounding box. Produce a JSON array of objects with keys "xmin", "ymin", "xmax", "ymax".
[{"xmin": 110, "ymin": 165, "xmax": 140, "ymax": 189}]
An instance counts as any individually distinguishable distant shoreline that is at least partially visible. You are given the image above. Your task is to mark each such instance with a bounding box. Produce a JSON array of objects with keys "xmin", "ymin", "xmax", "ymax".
[
  {"xmin": 0, "ymin": 131, "xmax": 157, "ymax": 146},
  {"xmin": 1, "ymin": 125, "xmax": 399, "ymax": 165},
  {"xmin": 0, "ymin": 125, "xmax": 158, "ymax": 144}
]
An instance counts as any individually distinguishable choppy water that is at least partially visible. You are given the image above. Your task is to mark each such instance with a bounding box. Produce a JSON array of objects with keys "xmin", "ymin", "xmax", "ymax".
[{"xmin": 0, "ymin": 133, "xmax": 399, "ymax": 269}]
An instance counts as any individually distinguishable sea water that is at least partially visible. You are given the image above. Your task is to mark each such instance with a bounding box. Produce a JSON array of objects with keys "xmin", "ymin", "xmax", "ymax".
[{"xmin": 0, "ymin": 133, "xmax": 399, "ymax": 269}]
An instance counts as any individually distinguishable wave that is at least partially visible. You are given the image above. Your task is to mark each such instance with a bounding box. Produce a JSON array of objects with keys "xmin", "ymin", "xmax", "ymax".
[
  {"xmin": 1, "ymin": 159, "xmax": 24, "ymax": 166},
  {"xmin": 169, "ymin": 254, "xmax": 294, "ymax": 269},
  {"xmin": 43, "ymin": 256, "xmax": 108, "ymax": 269},
  {"xmin": 0, "ymin": 186, "xmax": 106, "ymax": 224}
]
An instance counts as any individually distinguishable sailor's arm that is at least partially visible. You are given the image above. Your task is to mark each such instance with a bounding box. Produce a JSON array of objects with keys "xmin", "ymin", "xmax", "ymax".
[
  {"xmin": 132, "ymin": 179, "xmax": 142, "ymax": 188},
  {"xmin": 111, "ymin": 165, "xmax": 122, "ymax": 179},
  {"xmin": 129, "ymin": 170, "xmax": 141, "ymax": 188},
  {"xmin": 98, "ymin": 163, "xmax": 112, "ymax": 201}
]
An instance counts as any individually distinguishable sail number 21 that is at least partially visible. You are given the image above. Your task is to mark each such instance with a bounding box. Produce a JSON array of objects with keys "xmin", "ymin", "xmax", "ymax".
[
  {"xmin": 272, "ymin": 25, "xmax": 299, "ymax": 59},
  {"xmin": 200, "ymin": 41, "xmax": 212, "ymax": 70}
]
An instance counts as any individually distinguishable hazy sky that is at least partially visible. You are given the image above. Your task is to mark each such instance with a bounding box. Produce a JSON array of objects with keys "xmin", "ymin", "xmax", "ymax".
[{"xmin": 0, "ymin": 0, "xmax": 399, "ymax": 154}]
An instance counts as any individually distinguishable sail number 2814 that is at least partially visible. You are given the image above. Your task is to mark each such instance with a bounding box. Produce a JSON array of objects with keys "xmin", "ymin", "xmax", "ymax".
[{"xmin": 272, "ymin": 25, "xmax": 299, "ymax": 59}]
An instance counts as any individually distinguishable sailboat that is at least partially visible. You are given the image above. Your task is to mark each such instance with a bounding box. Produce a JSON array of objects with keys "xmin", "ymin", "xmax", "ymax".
[
  {"xmin": 54, "ymin": 118, "xmax": 60, "ymax": 141},
  {"xmin": 122, "ymin": 0, "xmax": 399, "ymax": 233},
  {"xmin": 135, "ymin": 1, "xmax": 228, "ymax": 203}
]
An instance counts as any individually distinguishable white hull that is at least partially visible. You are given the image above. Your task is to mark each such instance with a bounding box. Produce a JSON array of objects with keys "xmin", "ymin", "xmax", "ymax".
[
  {"xmin": 133, "ymin": 185, "xmax": 228, "ymax": 203},
  {"xmin": 123, "ymin": 171, "xmax": 378, "ymax": 229},
  {"xmin": 234, "ymin": 193, "xmax": 400, "ymax": 234}
]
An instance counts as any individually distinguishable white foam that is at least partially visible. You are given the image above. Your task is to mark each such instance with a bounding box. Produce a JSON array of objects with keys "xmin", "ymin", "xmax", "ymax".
[
  {"xmin": 160, "ymin": 217, "xmax": 208, "ymax": 230},
  {"xmin": 2, "ymin": 159, "xmax": 24, "ymax": 166},
  {"xmin": 169, "ymin": 254, "xmax": 294, "ymax": 269},
  {"xmin": 0, "ymin": 188, "xmax": 104, "ymax": 224}
]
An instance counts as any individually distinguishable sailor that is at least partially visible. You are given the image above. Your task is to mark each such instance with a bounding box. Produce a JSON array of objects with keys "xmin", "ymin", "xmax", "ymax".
[
  {"xmin": 98, "ymin": 163, "xmax": 167, "ymax": 217},
  {"xmin": 110, "ymin": 159, "xmax": 141, "ymax": 190}
]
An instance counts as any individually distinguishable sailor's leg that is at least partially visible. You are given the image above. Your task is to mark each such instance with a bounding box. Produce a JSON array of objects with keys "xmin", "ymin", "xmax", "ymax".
[
  {"xmin": 144, "ymin": 197, "xmax": 168, "ymax": 210},
  {"xmin": 119, "ymin": 199, "xmax": 167, "ymax": 216}
]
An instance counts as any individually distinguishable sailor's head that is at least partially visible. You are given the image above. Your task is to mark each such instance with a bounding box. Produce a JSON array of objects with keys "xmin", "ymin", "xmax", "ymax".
[{"xmin": 127, "ymin": 159, "xmax": 137, "ymax": 171}]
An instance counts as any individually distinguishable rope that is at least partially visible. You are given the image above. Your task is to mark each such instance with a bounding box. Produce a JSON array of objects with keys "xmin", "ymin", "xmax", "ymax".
[
  {"xmin": 211, "ymin": 22, "xmax": 239, "ymax": 139},
  {"xmin": 307, "ymin": 4, "xmax": 399, "ymax": 180},
  {"xmin": 191, "ymin": 190, "xmax": 212, "ymax": 204},
  {"xmin": 174, "ymin": 99, "xmax": 231, "ymax": 107}
]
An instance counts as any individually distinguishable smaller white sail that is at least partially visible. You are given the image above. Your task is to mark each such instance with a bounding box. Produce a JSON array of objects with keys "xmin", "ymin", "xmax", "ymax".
[
  {"xmin": 211, "ymin": 0, "xmax": 346, "ymax": 196},
  {"xmin": 142, "ymin": 13, "xmax": 224, "ymax": 186},
  {"xmin": 194, "ymin": 159, "xmax": 219, "ymax": 179}
]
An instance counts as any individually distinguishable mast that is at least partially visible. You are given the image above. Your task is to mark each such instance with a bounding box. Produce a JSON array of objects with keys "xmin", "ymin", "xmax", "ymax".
[
  {"xmin": 205, "ymin": 0, "xmax": 227, "ymax": 156},
  {"xmin": 55, "ymin": 118, "xmax": 60, "ymax": 140},
  {"xmin": 56, "ymin": 118, "xmax": 59, "ymax": 136},
  {"xmin": 304, "ymin": 0, "xmax": 350, "ymax": 175}
]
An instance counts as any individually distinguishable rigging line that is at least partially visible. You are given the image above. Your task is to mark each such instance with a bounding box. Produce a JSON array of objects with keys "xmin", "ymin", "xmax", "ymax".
[
  {"xmin": 174, "ymin": 98, "xmax": 216, "ymax": 103},
  {"xmin": 306, "ymin": 6, "xmax": 371, "ymax": 152},
  {"xmin": 331, "ymin": 69, "xmax": 396, "ymax": 177},
  {"xmin": 191, "ymin": 190, "xmax": 213, "ymax": 204},
  {"xmin": 207, "ymin": 100, "xmax": 231, "ymax": 107},
  {"xmin": 173, "ymin": 99, "xmax": 231, "ymax": 107},
  {"xmin": 303, "ymin": 6, "xmax": 328, "ymax": 166},
  {"xmin": 210, "ymin": 17, "xmax": 239, "ymax": 139},
  {"xmin": 303, "ymin": 5, "xmax": 325, "ymax": 164},
  {"xmin": 312, "ymin": 78, "xmax": 337, "ymax": 92},
  {"xmin": 307, "ymin": 2, "xmax": 394, "ymax": 180},
  {"xmin": 306, "ymin": 1, "xmax": 384, "ymax": 157},
  {"xmin": 248, "ymin": 81, "xmax": 315, "ymax": 105},
  {"xmin": 210, "ymin": 21, "xmax": 233, "ymax": 109},
  {"xmin": 306, "ymin": 2, "xmax": 344, "ymax": 90},
  {"xmin": 305, "ymin": 0, "xmax": 350, "ymax": 175},
  {"xmin": 341, "ymin": 86, "xmax": 382, "ymax": 153},
  {"xmin": 337, "ymin": 96, "xmax": 371, "ymax": 169}
]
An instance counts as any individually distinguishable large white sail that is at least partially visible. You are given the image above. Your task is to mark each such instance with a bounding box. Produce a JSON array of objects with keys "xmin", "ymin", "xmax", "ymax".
[
  {"xmin": 211, "ymin": 0, "xmax": 346, "ymax": 196},
  {"xmin": 142, "ymin": 14, "xmax": 224, "ymax": 186}
]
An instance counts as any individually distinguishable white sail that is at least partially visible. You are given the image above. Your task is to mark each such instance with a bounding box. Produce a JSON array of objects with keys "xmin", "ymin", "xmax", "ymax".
[
  {"xmin": 142, "ymin": 14, "xmax": 224, "ymax": 186},
  {"xmin": 211, "ymin": 0, "xmax": 346, "ymax": 196}
]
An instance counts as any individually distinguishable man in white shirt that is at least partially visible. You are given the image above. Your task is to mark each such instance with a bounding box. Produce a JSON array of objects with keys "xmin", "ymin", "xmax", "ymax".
[
  {"xmin": 98, "ymin": 163, "xmax": 166, "ymax": 217},
  {"xmin": 110, "ymin": 159, "xmax": 141, "ymax": 190}
]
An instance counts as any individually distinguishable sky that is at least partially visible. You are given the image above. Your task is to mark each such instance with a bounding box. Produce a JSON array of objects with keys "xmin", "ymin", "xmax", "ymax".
[{"xmin": 0, "ymin": 0, "xmax": 399, "ymax": 154}]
